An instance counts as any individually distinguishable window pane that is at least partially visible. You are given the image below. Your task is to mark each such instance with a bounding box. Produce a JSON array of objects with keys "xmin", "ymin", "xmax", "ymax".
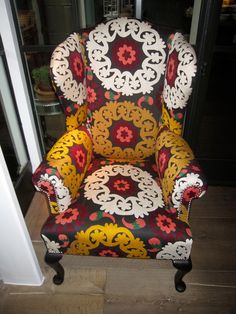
[
  {"xmin": 25, "ymin": 52, "xmax": 66, "ymax": 152},
  {"xmin": 142, "ymin": 0, "xmax": 194, "ymax": 36},
  {"xmin": 0, "ymin": 95, "xmax": 19, "ymax": 182},
  {"xmin": 0, "ymin": 54, "xmax": 28, "ymax": 182},
  {"xmin": 15, "ymin": 0, "xmax": 74, "ymax": 45}
]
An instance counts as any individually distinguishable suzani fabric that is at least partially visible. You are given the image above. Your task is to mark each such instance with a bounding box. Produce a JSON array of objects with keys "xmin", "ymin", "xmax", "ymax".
[
  {"xmin": 41, "ymin": 158, "xmax": 193, "ymax": 260},
  {"xmin": 86, "ymin": 18, "xmax": 166, "ymax": 96},
  {"xmin": 91, "ymin": 101, "xmax": 158, "ymax": 159},
  {"xmin": 33, "ymin": 126, "xmax": 92, "ymax": 214},
  {"xmin": 33, "ymin": 17, "xmax": 207, "ymax": 263},
  {"xmin": 50, "ymin": 33, "xmax": 88, "ymax": 131}
]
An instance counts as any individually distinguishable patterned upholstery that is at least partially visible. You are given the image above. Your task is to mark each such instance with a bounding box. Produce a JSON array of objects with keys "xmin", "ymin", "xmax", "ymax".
[{"xmin": 33, "ymin": 18, "xmax": 207, "ymax": 262}]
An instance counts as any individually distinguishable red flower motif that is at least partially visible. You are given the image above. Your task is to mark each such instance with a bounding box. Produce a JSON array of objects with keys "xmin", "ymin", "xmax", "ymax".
[
  {"xmin": 87, "ymin": 86, "xmax": 97, "ymax": 103},
  {"xmin": 86, "ymin": 80, "xmax": 104, "ymax": 111},
  {"xmin": 72, "ymin": 54, "xmax": 84, "ymax": 78},
  {"xmin": 113, "ymin": 179, "xmax": 130, "ymax": 191},
  {"xmin": 156, "ymin": 214, "xmax": 176, "ymax": 234},
  {"xmin": 66, "ymin": 106, "xmax": 72, "ymax": 113},
  {"xmin": 166, "ymin": 49, "xmax": 178, "ymax": 86},
  {"xmin": 58, "ymin": 234, "xmax": 69, "ymax": 248},
  {"xmin": 116, "ymin": 126, "xmax": 133, "ymax": 143},
  {"xmin": 38, "ymin": 180, "xmax": 54, "ymax": 195},
  {"xmin": 99, "ymin": 249, "xmax": 118, "ymax": 257},
  {"xmin": 191, "ymin": 165, "xmax": 200, "ymax": 172},
  {"xmin": 117, "ymin": 44, "xmax": 136, "ymax": 65},
  {"xmin": 148, "ymin": 237, "xmax": 161, "ymax": 245},
  {"xmin": 75, "ymin": 149, "xmax": 86, "ymax": 169},
  {"xmin": 183, "ymin": 186, "xmax": 200, "ymax": 202},
  {"xmin": 55, "ymin": 208, "xmax": 79, "ymax": 225}
]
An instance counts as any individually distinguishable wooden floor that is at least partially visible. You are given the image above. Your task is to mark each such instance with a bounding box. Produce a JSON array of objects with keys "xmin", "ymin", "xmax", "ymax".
[{"xmin": 1, "ymin": 186, "xmax": 236, "ymax": 313}]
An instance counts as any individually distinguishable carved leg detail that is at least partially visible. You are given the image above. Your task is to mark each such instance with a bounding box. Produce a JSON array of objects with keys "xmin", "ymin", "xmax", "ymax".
[
  {"xmin": 45, "ymin": 252, "xmax": 64, "ymax": 285},
  {"xmin": 172, "ymin": 257, "xmax": 192, "ymax": 292}
]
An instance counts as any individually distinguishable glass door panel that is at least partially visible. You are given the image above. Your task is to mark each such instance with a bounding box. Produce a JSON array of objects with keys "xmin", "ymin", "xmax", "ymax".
[
  {"xmin": 0, "ymin": 53, "xmax": 28, "ymax": 183},
  {"xmin": 142, "ymin": 0, "xmax": 195, "ymax": 37},
  {"xmin": 15, "ymin": 0, "xmax": 75, "ymax": 45},
  {"xmin": 194, "ymin": 0, "xmax": 236, "ymax": 184}
]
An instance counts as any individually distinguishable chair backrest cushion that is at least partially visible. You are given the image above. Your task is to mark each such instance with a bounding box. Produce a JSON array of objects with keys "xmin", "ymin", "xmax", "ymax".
[
  {"xmin": 50, "ymin": 17, "xmax": 197, "ymax": 160},
  {"xmin": 85, "ymin": 17, "xmax": 168, "ymax": 160}
]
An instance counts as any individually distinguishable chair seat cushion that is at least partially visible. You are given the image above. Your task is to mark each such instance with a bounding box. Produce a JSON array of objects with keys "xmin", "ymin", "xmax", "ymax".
[{"xmin": 41, "ymin": 158, "xmax": 192, "ymax": 260}]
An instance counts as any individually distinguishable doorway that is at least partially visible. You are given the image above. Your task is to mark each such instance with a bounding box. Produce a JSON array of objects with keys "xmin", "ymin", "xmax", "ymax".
[{"xmin": 185, "ymin": 0, "xmax": 236, "ymax": 185}]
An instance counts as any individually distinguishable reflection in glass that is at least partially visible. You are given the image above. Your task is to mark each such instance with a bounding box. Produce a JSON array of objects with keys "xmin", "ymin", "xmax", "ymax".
[
  {"xmin": 0, "ymin": 96, "xmax": 18, "ymax": 182},
  {"xmin": 25, "ymin": 52, "xmax": 65, "ymax": 152},
  {"xmin": 15, "ymin": 0, "xmax": 74, "ymax": 45},
  {"xmin": 143, "ymin": 0, "xmax": 194, "ymax": 35}
]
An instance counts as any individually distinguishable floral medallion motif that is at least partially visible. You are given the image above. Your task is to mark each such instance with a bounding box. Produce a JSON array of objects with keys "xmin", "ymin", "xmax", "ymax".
[
  {"xmin": 117, "ymin": 43, "xmax": 136, "ymax": 66},
  {"xmin": 163, "ymin": 32, "xmax": 197, "ymax": 109},
  {"xmin": 112, "ymin": 120, "xmax": 139, "ymax": 147},
  {"xmin": 116, "ymin": 125, "xmax": 133, "ymax": 143},
  {"xmin": 50, "ymin": 33, "xmax": 87, "ymax": 104},
  {"xmin": 55, "ymin": 208, "xmax": 79, "ymax": 225},
  {"xmin": 84, "ymin": 164, "xmax": 164, "ymax": 218},
  {"xmin": 156, "ymin": 214, "xmax": 176, "ymax": 234},
  {"xmin": 91, "ymin": 101, "xmax": 158, "ymax": 159},
  {"xmin": 86, "ymin": 17, "xmax": 166, "ymax": 96},
  {"xmin": 70, "ymin": 144, "xmax": 87, "ymax": 172}
]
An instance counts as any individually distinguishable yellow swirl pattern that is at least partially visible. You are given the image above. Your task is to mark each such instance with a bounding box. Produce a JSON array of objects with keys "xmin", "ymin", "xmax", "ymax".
[
  {"xmin": 50, "ymin": 201, "xmax": 59, "ymax": 214},
  {"xmin": 156, "ymin": 128, "xmax": 194, "ymax": 204},
  {"xmin": 179, "ymin": 204, "xmax": 189, "ymax": 223},
  {"xmin": 66, "ymin": 104, "xmax": 87, "ymax": 131},
  {"xmin": 66, "ymin": 223, "xmax": 148, "ymax": 258},
  {"xmin": 161, "ymin": 106, "xmax": 182, "ymax": 135},
  {"xmin": 91, "ymin": 101, "xmax": 158, "ymax": 159},
  {"xmin": 46, "ymin": 128, "xmax": 92, "ymax": 200}
]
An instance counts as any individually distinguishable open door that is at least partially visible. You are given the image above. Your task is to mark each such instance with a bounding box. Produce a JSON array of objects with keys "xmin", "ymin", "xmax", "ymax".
[{"xmin": 184, "ymin": 0, "xmax": 236, "ymax": 185}]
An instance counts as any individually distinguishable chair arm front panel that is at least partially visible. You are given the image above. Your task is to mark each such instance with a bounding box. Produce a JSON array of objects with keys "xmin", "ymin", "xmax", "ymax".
[
  {"xmin": 33, "ymin": 126, "xmax": 93, "ymax": 214},
  {"xmin": 156, "ymin": 127, "xmax": 207, "ymax": 220}
]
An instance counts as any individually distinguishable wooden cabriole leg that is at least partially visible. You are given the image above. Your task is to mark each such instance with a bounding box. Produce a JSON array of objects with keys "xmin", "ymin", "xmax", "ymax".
[
  {"xmin": 45, "ymin": 251, "xmax": 64, "ymax": 285},
  {"xmin": 172, "ymin": 257, "xmax": 192, "ymax": 292}
]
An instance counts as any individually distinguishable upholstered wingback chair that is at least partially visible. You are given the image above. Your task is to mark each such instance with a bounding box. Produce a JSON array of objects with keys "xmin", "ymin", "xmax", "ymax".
[{"xmin": 33, "ymin": 17, "xmax": 207, "ymax": 292}]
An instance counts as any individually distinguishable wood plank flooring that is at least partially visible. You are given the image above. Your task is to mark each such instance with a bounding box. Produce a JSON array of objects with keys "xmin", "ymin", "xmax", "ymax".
[{"xmin": 1, "ymin": 186, "xmax": 236, "ymax": 313}]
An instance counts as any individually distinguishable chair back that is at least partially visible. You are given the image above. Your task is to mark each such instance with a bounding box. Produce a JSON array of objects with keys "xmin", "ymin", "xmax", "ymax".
[{"xmin": 50, "ymin": 17, "xmax": 197, "ymax": 159}]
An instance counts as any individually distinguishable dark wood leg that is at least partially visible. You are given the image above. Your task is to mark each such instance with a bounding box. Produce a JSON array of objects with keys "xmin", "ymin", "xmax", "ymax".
[
  {"xmin": 172, "ymin": 257, "xmax": 192, "ymax": 292},
  {"xmin": 45, "ymin": 252, "xmax": 64, "ymax": 285}
]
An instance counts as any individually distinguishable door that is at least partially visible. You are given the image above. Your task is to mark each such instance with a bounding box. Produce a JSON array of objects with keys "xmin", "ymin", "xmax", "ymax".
[
  {"xmin": 0, "ymin": 36, "xmax": 35, "ymax": 215},
  {"xmin": 184, "ymin": 0, "xmax": 236, "ymax": 185}
]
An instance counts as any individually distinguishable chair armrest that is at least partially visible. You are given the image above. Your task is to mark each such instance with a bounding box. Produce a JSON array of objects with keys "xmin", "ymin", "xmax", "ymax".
[
  {"xmin": 156, "ymin": 127, "xmax": 207, "ymax": 220},
  {"xmin": 32, "ymin": 126, "xmax": 92, "ymax": 214}
]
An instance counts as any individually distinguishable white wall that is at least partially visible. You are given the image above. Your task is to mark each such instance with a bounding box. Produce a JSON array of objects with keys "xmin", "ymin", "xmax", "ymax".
[{"xmin": 0, "ymin": 147, "xmax": 44, "ymax": 285}]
